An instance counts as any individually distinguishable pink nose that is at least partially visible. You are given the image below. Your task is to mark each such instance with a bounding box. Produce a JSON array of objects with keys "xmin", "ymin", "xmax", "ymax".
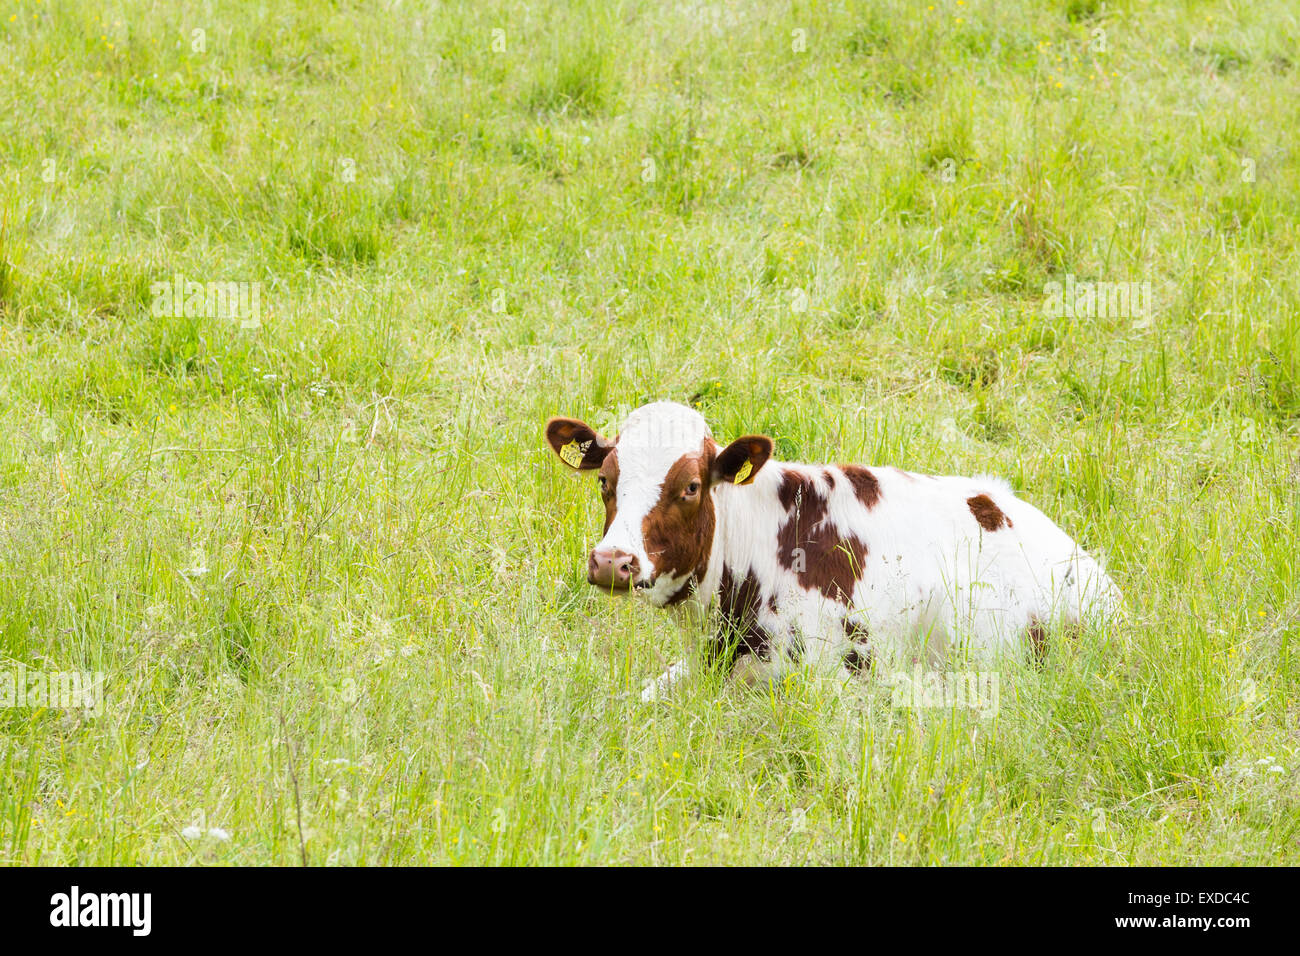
[{"xmin": 588, "ymin": 547, "xmax": 640, "ymax": 590}]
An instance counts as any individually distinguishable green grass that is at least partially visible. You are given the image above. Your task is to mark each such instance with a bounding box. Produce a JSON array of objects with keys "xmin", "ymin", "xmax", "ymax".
[{"xmin": 1, "ymin": 0, "xmax": 1298, "ymax": 865}]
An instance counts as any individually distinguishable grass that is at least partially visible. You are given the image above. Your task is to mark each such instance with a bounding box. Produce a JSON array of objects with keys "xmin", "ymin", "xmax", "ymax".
[{"xmin": 0, "ymin": 0, "xmax": 1297, "ymax": 865}]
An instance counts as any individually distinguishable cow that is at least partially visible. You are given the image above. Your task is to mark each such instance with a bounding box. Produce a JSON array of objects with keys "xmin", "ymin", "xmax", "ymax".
[{"xmin": 545, "ymin": 401, "xmax": 1121, "ymax": 701}]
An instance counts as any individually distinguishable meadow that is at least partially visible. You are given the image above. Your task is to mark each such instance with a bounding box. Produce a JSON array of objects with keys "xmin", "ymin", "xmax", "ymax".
[{"xmin": 0, "ymin": 0, "xmax": 1297, "ymax": 864}]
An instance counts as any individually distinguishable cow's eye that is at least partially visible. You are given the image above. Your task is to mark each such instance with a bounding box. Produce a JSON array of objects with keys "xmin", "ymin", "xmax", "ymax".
[
  {"xmin": 682, "ymin": 481, "xmax": 700, "ymax": 499},
  {"xmin": 598, "ymin": 475, "xmax": 609, "ymax": 494}
]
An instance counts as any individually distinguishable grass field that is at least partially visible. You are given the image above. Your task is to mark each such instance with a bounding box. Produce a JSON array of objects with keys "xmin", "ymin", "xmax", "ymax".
[{"xmin": 1, "ymin": 0, "xmax": 1298, "ymax": 865}]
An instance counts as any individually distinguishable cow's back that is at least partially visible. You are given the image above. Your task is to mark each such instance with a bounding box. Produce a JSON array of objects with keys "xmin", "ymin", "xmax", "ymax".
[
  {"xmin": 710, "ymin": 462, "xmax": 1120, "ymax": 667},
  {"xmin": 853, "ymin": 468, "xmax": 1119, "ymax": 658}
]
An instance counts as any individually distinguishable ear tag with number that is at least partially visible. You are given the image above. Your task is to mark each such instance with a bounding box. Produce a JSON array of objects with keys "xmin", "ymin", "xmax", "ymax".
[
  {"xmin": 733, "ymin": 459, "xmax": 753, "ymax": 484},
  {"xmin": 560, "ymin": 439, "xmax": 592, "ymax": 468}
]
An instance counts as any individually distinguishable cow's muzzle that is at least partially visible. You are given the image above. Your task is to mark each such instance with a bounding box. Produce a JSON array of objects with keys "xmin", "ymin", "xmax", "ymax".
[{"xmin": 587, "ymin": 547, "xmax": 641, "ymax": 591}]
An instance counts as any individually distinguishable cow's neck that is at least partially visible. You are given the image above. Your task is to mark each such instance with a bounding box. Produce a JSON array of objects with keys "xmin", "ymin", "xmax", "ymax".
[{"xmin": 696, "ymin": 464, "xmax": 783, "ymax": 607}]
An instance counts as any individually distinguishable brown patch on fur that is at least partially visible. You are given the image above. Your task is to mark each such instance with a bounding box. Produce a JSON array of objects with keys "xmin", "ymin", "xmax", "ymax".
[
  {"xmin": 844, "ymin": 619, "xmax": 871, "ymax": 644},
  {"xmin": 842, "ymin": 619, "xmax": 873, "ymax": 674},
  {"xmin": 641, "ymin": 443, "xmax": 717, "ymax": 605},
  {"xmin": 1027, "ymin": 617, "xmax": 1048, "ymax": 667},
  {"xmin": 840, "ymin": 465, "xmax": 882, "ymax": 509},
  {"xmin": 967, "ymin": 493, "xmax": 1012, "ymax": 532},
  {"xmin": 776, "ymin": 469, "xmax": 869, "ymax": 602},
  {"xmin": 776, "ymin": 468, "xmax": 819, "ymax": 513},
  {"xmin": 843, "ymin": 646, "xmax": 873, "ymax": 673},
  {"xmin": 714, "ymin": 565, "xmax": 772, "ymax": 666}
]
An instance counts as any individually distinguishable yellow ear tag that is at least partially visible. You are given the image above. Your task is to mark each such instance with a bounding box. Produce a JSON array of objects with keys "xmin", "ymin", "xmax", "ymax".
[
  {"xmin": 560, "ymin": 439, "xmax": 592, "ymax": 468},
  {"xmin": 733, "ymin": 459, "xmax": 753, "ymax": 484}
]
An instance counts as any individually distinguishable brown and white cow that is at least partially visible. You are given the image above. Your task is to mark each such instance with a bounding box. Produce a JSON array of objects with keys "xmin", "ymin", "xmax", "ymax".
[{"xmin": 545, "ymin": 401, "xmax": 1121, "ymax": 701}]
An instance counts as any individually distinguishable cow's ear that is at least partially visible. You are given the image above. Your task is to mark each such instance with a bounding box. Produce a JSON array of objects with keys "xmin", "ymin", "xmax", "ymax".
[
  {"xmin": 545, "ymin": 417, "xmax": 614, "ymax": 471},
  {"xmin": 712, "ymin": 435, "xmax": 773, "ymax": 486}
]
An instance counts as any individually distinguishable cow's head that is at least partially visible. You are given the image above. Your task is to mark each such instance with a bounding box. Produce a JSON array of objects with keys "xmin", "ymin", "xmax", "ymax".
[{"xmin": 545, "ymin": 401, "xmax": 773, "ymax": 606}]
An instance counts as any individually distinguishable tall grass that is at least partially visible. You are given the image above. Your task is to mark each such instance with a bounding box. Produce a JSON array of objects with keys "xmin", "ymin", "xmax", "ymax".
[{"xmin": 0, "ymin": 0, "xmax": 1296, "ymax": 864}]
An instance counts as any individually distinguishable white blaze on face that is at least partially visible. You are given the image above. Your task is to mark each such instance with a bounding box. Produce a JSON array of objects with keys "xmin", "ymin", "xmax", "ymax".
[{"xmin": 595, "ymin": 401, "xmax": 711, "ymax": 586}]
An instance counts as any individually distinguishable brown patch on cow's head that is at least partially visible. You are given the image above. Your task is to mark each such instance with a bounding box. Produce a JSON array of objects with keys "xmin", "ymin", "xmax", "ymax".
[
  {"xmin": 640, "ymin": 442, "xmax": 718, "ymax": 604},
  {"xmin": 545, "ymin": 416, "xmax": 614, "ymax": 470},
  {"xmin": 776, "ymin": 469, "xmax": 869, "ymax": 602},
  {"xmin": 597, "ymin": 449, "xmax": 620, "ymax": 534},
  {"xmin": 635, "ymin": 432, "xmax": 775, "ymax": 605},
  {"xmin": 967, "ymin": 493, "xmax": 1012, "ymax": 532},
  {"xmin": 840, "ymin": 465, "xmax": 882, "ymax": 509}
]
